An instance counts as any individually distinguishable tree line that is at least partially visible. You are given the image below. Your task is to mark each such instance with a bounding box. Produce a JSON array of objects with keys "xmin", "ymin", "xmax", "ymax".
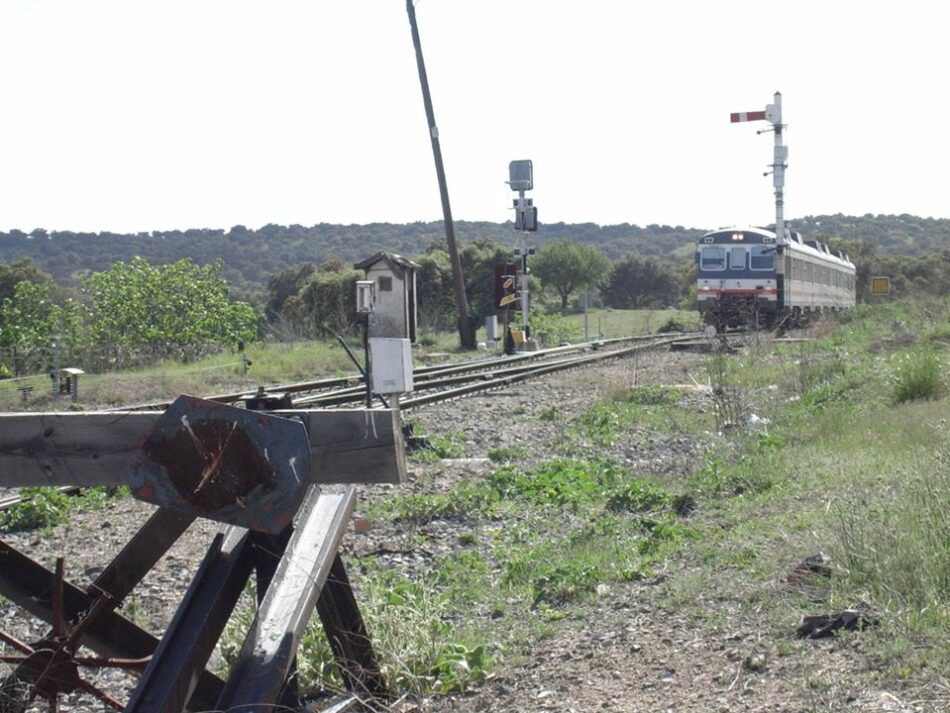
[
  {"xmin": 2, "ymin": 213, "xmax": 947, "ymax": 296},
  {"xmin": 2, "ymin": 219, "xmax": 949, "ymax": 377}
]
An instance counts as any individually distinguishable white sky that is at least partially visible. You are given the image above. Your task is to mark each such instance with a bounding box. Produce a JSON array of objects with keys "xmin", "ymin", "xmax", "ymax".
[{"xmin": 1, "ymin": 0, "xmax": 947, "ymax": 234}]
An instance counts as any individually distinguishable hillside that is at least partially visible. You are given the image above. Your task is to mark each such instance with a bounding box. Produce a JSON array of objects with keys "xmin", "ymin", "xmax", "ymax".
[{"xmin": 1, "ymin": 214, "xmax": 947, "ymax": 291}]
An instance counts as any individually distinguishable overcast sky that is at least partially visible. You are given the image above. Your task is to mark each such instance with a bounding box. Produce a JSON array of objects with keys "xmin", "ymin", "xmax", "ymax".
[{"xmin": 1, "ymin": 1, "xmax": 946, "ymax": 234}]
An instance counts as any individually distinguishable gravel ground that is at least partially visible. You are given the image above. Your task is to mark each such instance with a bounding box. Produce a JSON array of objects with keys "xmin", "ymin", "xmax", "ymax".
[{"xmin": 0, "ymin": 345, "xmax": 944, "ymax": 712}]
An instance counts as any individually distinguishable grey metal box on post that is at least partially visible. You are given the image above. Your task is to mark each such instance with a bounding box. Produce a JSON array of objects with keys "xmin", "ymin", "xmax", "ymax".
[{"xmin": 369, "ymin": 338, "xmax": 414, "ymax": 395}]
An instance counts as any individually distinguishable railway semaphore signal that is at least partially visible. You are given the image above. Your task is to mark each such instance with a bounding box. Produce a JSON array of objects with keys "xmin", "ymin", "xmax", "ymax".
[{"xmin": 731, "ymin": 91, "xmax": 787, "ymax": 245}]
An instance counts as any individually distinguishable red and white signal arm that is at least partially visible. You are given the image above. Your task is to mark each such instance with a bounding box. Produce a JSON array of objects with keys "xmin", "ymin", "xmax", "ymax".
[{"xmin": 730, "ymin": 110, "xmax": 767, "ymax": 123}]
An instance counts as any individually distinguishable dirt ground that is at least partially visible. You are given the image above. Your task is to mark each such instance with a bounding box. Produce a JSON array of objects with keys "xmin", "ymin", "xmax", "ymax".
[{"xmin": 1, "ymin": 345, "xmax": 945, "ymax": 712}]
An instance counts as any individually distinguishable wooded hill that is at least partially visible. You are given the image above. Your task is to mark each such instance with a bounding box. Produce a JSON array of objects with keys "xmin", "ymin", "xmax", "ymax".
[{"xmin": 1, "ymin": 213, "xmax": 947, "ymax": 292}]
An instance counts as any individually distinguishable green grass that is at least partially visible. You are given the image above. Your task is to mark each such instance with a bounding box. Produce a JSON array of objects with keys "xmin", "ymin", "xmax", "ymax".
[
  {"xmin": 559, "ymin": 308, "xmax": 701, "ymax": 339},
  {"xmin": 676, "ymin": 302, "xmax": 950, "ymax": 685}
]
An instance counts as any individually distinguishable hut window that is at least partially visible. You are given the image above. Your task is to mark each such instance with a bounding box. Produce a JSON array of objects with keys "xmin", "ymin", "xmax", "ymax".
[{"xmin": 378, "ymin": 276, "xmax": 393, "ymax": 292}]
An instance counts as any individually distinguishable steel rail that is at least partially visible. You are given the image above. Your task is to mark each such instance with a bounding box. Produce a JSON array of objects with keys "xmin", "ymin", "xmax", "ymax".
[
  {"xmin": 400, "ymin": 336, "xmax": 683, "ymax": 409},
  {"xmin": 114, "ymin": 332, "xmax": 700, "ymax": 413},
  {"xmin": 292, "ymin": 340, "xmax": 670, "ymax": 408}
]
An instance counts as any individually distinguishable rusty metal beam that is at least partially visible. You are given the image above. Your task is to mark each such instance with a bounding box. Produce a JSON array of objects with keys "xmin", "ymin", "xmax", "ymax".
[
  {"xmin": 0, "ymin": 509, "xmax": 227, "ymax": 711},
  {"xmin": 124, "ymin": 526, "xmax": 254, "ymax": 713},
  {"xmin": 215, "ymin": 487, "xmax": 367, "ymax": 710}
]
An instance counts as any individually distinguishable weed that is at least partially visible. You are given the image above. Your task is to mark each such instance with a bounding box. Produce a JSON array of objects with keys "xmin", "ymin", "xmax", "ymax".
[
  {"xmin": 688, "ymin": 450, "xmax": 777, "ymax": 498},
  {"xmin": 626, "ymin": 384, "xmax": 683, "ymax": 406},
  {"xmin": 486, "ymin": 459, "xmax": 623, "ymax": 511},
  {"xmin": 372, "ymin": 483, "xmax": 497, "ymax": 524},
  {"xmin": 486, "ymin": 445, "xmax": 529, "ymax": 463},
  {"xmin": 0, "ymin": 487, "xmax": 122, "ymax": 532},
  {"xmin": 538, "ymin": 406, "xmax": 559, "ymax": 422},
  {"xmin": 410, "ymin": 431, "xmax": 467, "ymax": 461},
  {"xmin": 892, "ymin": 349, "xmax": 944, "ymax": 403},
  {"xmin": 0, "ymin": 488, "xmax": 72, "ymax": 532},
  {"xmin": 801, "ymin": 382, "xmax": 849, "ymax": 412},
  {"xmin": 529, "ymin": 312, "xmax": 583, "ymax": 347},
  {"xmin": 605, "ymin": 480, "xmax": 672, "ymax": 513}
]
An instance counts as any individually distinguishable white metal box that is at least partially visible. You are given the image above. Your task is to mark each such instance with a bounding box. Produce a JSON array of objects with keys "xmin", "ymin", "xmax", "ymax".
[{"xmin": 369, "ymin": 338, "xmax": 414, "ymax": 394}]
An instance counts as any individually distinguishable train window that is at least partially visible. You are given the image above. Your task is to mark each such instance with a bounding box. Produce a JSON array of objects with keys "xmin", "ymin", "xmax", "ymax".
[
  {"xmin": 750, "ymin": 246, "xmax": 772, "ymax": 270},
  {"xmin": 700, "ymin": 247, "xmax": 726, "ymax": 270},
  {"xmin": 728, "ymin": 247, "xmax": 746, "ymax": 270}
]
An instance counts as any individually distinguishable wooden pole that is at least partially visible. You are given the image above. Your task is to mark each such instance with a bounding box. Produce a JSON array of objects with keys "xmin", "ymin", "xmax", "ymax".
[{"xmin": 405, "ymin": 0, "xmax": 476, "ymax": 350}]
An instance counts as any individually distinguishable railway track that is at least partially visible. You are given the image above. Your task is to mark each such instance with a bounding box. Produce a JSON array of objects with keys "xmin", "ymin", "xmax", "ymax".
[
  {"xmin": 117, "ymin": 332, "xmax": 700, "ymax": 413},
  {"xmin": 0, "ymin": 332, "xmax": 699, "ymax": 513}
]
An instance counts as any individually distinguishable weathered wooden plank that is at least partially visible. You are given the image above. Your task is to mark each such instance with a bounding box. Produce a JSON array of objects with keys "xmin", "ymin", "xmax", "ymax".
[
  {"xmin": 215, "ymin": 487, "xmax": 360, "ymax": 709},
  {"xmin": 0, "ymin": 411, "xmax": 157, "ymax": 488},
  {"xmin": 284, "ymin": 408, "xmax": 407, "ymax": 485},
  {"xmin": 0, "ymin": 407, "xmax": 405, "ymax": 488}
]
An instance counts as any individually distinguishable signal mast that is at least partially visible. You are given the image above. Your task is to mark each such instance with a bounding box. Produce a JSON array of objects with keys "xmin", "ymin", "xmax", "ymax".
[{"xmin": 730, "ymin": 91, "xmax": 787, "ymax": 245}]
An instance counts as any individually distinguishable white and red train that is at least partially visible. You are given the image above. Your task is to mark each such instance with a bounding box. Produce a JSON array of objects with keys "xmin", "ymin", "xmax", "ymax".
[{"xmin": 696, "ymin": 227, "xmax": 856, "ymax": 327}]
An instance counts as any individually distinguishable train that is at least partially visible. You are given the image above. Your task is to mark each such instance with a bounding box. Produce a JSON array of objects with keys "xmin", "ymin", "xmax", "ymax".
[{"xmin": 696, "ymin": 227, "xmax": 856, "ymax": 327}]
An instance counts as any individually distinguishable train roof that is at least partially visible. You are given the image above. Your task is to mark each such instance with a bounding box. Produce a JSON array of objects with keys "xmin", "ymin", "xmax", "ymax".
[{"xmin": 699, "ymin": 226, "xmax": 854, "ymax": 269}]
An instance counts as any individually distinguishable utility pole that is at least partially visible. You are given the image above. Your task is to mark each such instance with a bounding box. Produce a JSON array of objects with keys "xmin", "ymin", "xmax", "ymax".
[{"xmin": 405, "ymin": 0, "xmax": 476, "ymax": 349}]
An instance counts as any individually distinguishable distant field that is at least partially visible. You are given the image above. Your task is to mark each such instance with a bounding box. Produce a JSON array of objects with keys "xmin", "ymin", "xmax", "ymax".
[{"xmin": 558, "ymin": 307, "xmax": 701, "ymax": 339}]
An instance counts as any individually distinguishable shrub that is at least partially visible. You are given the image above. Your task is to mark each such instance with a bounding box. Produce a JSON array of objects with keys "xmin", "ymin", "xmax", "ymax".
[{"xmin": 892, "ymin": 350, "xmax": 944, "ymax": 403}]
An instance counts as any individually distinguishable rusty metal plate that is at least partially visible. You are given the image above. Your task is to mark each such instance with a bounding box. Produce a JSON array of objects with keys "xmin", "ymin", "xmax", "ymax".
[{"xmin": 129, "ymin": 396, "xmax": 312, "ymax": 534}]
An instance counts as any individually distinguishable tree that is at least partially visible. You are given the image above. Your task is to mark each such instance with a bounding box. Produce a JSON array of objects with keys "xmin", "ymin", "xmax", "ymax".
[
  {"xmin": 265, "ymin": 263, "xmax": 317, "ymax": 321},
  {"xmin": 601, "ymin": 253, "xmax": 682, "ymax": 309},
  {"xmin": 0, "ymin": 258, "xmax": 52, "ymax": 304},
  {"xmin": 0, "ymin": 280, "xmax": 85, "ymax": 375},
  {"xmin": 81, "ymin": 257, "xmax": 259, "ymax": 366},
  {"xmin": 296, "ymin": 263, "xmax": 362, "ymax": 338},
  {"xmin": 531, "ymin": 240, "xmax": 611, "ymax": 310},
  {"xmin": 414, "ymin": 251, "xmax": 456, "ymax": 332}
]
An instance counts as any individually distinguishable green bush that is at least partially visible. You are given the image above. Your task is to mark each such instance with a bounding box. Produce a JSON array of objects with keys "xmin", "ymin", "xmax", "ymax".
[
  {"xmin": 893, "ymin": 350, "xmax": 944, "ymax": 403},
  {"xmin": 529, "ymin": 311, "xmax": 583, "ymax": 346}
]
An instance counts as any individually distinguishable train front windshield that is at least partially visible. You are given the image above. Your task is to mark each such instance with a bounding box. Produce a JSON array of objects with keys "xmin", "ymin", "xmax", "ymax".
[
  {"xmin": 699, "ymin": 247, "xmax": 725, "ymax": 271},
  {"xmin": 750, "ymin": 246, "xmax": 774, "ymax": 270},
  {"xmin": 699, "ymin": 245, "xmax": 774, "ymax": 274}
]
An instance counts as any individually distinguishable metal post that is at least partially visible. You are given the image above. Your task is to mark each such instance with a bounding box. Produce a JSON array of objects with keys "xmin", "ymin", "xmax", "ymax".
[
  {"xmin": 771, "ymin": 91, "xmax": 786, "ymax": 245},
  {"xmin": 405, "ymin": 0, "xmax": 475, "ymax": 350},
  {"xmin": 363, "ymin": 313, "xmax": 372, "ymax": 408},
  {"xmin": 584, "ymin": 292, "xmax": 589, "ymax": 342},
  {"xmin": 518, "ymin": 210, "xmax": 530, "ymax": 339},
  {"xmin": 52, "ymin": 340, "xmax": 60, "ymax": 396}
]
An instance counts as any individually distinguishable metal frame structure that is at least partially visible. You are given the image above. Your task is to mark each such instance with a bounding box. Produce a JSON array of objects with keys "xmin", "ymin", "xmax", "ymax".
[{"xmin": 0, "ymin": 395, "xmax": 404, "ymax": 712}]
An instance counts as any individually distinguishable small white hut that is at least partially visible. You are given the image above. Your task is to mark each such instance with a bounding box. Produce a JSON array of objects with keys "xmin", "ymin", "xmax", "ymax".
[{"xmin": 353, "ymin": 252, "xmax": 418, "ymax": 343}]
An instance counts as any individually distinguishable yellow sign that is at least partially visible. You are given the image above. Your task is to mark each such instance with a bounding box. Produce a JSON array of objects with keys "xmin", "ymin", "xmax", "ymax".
[
  {"xmin": 871, "ymin": 276, "xmax": 890, "ymax": 295},
  {"xmin": 499, "ymin": 294, "xmax": 518, "ymax": 307}
]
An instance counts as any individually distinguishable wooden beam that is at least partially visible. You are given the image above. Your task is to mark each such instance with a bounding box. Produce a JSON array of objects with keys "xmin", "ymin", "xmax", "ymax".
[
  {"xmin": 0, "ymin": 407, "xmax": 405, "ymax": 489},
  {"xmin": 215, "ymin": 487, "xmax": 364, "ymax": 708},
  {"xmin": 284, "ymin": 408, "xmax": 407, "ymax": 485}
]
